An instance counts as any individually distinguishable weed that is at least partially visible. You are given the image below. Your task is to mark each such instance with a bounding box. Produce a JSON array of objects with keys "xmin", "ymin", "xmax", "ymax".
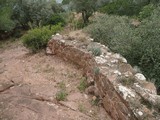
[
  {"xmin": 78, "ymin": 104, "xmax": 86, "ymax": 113},
  {"xmin": 119, "ymin": 76, "xmax": 135, "ymax": 86},
  {"xmin": 56, "ymin": 90, "xmax": 68, "ymax": 101},
  {"xmin": 89, "ymin": 47, "xmax": 102, "ymax": 56},
  {"xmin": 93, "ymin": 67, "xmax": 100, "ymax": 75},
  {"xmin": 91, "ymin": 97, "xmax": 100, "ymax": 106},
  {"xmin": 77, "ymin": 77, "xmax": 87, "ymax": 92},
  {"xmin": 58, "ymin": 81, "xmax": 66, "ymax": 90}
]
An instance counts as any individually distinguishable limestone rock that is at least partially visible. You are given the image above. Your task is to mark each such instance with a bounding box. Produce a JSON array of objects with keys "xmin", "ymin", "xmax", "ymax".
[
  {"xmin": 135, "ymin": 73, "xmax": 146, "ymax": 81},
  {"xmin": 118, "ymin": 85, "xmax": 135, "ymax": 100},
  {"xmin": 95, "ymin": 56, "xmax": 107, "ymax": 64}
]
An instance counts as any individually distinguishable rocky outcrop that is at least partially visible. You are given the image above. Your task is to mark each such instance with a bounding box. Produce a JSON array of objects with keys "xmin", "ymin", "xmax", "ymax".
[{"xmin": 47, "ymin": 34, "xmax": 160, "ymax": 120}]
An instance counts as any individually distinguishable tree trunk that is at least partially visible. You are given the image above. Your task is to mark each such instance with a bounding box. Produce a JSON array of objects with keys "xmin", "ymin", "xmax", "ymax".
[{"xmin": 82, "ymin": 11, "xmax": 89, "ymax": 25}]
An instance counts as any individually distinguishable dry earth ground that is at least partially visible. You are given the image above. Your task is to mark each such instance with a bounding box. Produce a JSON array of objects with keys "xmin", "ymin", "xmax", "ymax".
[{"xmin": 0, "ymin": 40, "xmax": 111, "ymax": 120}]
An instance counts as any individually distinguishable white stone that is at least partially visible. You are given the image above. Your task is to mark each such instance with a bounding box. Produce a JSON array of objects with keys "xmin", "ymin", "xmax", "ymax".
[
  {"xmin": 101, "ymin": 45, "xmax": 105, "ymax": 47},
  {"xmin": 60, "ymin": 39, "xmax": 65, "ymax": 43},
  {"xmin": 107, "ymin": 53, "xmax": 112, "ymax": 56},
  {"xmin": 105, "ymin": 55, "xmax": 109, "ymax": 59},
  {"xmin": 95, "ymin": 56, "xmax": 107, "ymax": 64},
  {"xmin": 56, "ymin": 33, "xmax": 60, "ymax": 36},
  {"xmin": 52, "ymin": 35, "xmax": 55, "ymax": 38},
  {"xmin": 90, "ymin": 38, "xmax": 94, "ymax": 41},
  {"xmin": 111, "ymin": 59, "xmax": 118, "ymax": 63},
  {"xmin": 84, "ymin": 94, "xmax": 88, "ymax": 99},
  {"xmin": 113, "ymin": 53, "xmax": 121, "ymax": 59},
  {"xmin": 114, "ymin": 70, "xmax": 122, "ymax": 76},
  {"xmin": 121, "ymin": 58, "xmax": 127, "ymax": 63},
  {"xmin": 135, "ymin": 73, "xmax": 146, "ymax": 81},
  {"xmin": 100, "ymin": 55, "xmax": 105, "ymax": 58},
  {"xmin": 138, "ymin": 111, "xmax": 143, "ymax": 116},
  {"xmin": 119, "ymin": 85, "xmax": 135, "ymax": 100}
]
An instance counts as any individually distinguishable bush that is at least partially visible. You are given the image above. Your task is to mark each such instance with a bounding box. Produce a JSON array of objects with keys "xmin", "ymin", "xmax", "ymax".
[
  {"xmin": 136, "ymin": 7, "xmax": 160, "ymax": 88},
  {"xmin": 86, "ymin": 11, "xmax": 160, "ymax": 88},
  {"xmin": 88, "ymin": 47, "xmax": 102, "ymax": 56},
  {"xmin": 45, "ymin": 14, "xmax": 66, "ymax": 26},
  {"xmin": 139, "ymin": 4, "xmax": 155, "ymax": 20},
  {"xmin": 99, "ymin": 0, "xmax": 148, "ymax": 16},
  {"xmin": 0, "ymin": 4, "xmax": 15, "ymax": 32},
  {"xmin": 86, "ymin": 15, "xmax": 135, "ymax": 57},
  {"xmin": 72, "ymin": 19, "xmax": 85, "ymax": 30},
  {"xmin": 22, "ymin": 24, "xmax": 62, "ymax": 53}
]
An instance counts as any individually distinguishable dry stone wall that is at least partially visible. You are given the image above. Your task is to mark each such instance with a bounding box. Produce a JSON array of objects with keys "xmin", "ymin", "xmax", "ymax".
[{"xmin": 47, "ymin": 34, "xmax": 160, "ymax": 120}]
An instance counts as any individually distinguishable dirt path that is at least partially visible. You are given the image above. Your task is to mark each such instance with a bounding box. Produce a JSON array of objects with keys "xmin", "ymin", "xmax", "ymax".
[{"xmin": 0, "ymin": 40, "xmax": 111, "ymax": 120}]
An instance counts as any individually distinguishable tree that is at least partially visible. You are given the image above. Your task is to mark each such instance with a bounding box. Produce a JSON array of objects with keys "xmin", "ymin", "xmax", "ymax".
[
  {"xmin": 12, "ymin": 0, "xmax": 62, "ymax": 28},
  {"xmin": 0, "ymin": 0, "xmax": 16, "ymax": 32},
  {"xmin": 71, "ymin": 0, "xmax": 97, "ymax": 24}
]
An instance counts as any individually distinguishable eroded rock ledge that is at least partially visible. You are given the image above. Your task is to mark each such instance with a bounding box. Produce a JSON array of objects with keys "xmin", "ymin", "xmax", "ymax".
[{"xmin": 47, "ymin": 34, "xmax": 160, "ymax": 120}]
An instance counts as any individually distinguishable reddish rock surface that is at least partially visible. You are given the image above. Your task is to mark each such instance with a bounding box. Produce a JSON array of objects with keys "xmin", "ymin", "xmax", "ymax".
[{"xmin": 0, "ymin": 41, "xmax": 111, "ymax": 120}]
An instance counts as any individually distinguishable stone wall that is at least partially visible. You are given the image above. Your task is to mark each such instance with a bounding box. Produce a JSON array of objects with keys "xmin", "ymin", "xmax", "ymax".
[{"xmin": 47, "ymin": 34, "xmax": 160, "ymax": 120}]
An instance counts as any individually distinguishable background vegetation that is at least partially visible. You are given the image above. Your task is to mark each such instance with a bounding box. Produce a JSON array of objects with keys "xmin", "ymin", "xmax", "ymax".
[
  {"xmin": 86, "ymin": 3, "xmax": 160, "ymax": 88},
  {"xmin": 0, "ymin": 0, "xmax": 160, "ymax": 91}
]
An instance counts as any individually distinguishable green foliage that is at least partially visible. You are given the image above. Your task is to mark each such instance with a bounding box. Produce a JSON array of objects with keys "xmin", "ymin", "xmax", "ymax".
[
  {"xmin": 119, "ymin": 76, "xmax": 135, "ymax": 86},
  {"xmin": 12, "ymin": 0, "xmax": 62, "ymax": 28},
  {"xmin": 89, "ymin": 47, "xmax": 102, "ymax": 56},
  {"xmin": 45, "ymin": 14, "xmax": 66, "ymax": 26},
  {"xmin": 72, "ymin": 19, "xmax": 85, "ymax": 29},
  {"xmin": 136, "ymin": 7, "xmax": 160, "ymax": 88},
  {"xmin": 56, "ymin": 90, "xmax": 68, "ymax": 101},
  {"xmin": 91, "ymin": 97, "xmax": 100, "ymax": 106},
  {"xmin": 71, "ymin": 0, "xmax": 97, "ymax": 24},
  {"xmin": 22, "ymin": 24, "xmax": 62, "ymax": 53},
  {"xmin": 86, "ymin": 15, "xmax": 134, "ymax": 57},
  {"xmin": 99, "ymin": 0, "xmax": 148, "ymax": 16},
  {"xmin": 78, "ymin": 104, "xmax": 86, "ymax": 112},
  {"xmin": 62, "ymin": 0, "xmax": 70, "ymax": 5},
  {"xmin": 87, "ymin": 11, "xmax": 160, "ymax": 88},
  {"xmin": 56, "ymin": 81, "xmax": 68, "ymax": 101},
  {"xmin": 77, "ymin": 77, "xmax": 87, "ymax": 92},
  {"xmin": 0, "ymin": 1, "xmax": 15, "ymax": 32},
  {"xmin": 93, "ymin": 67, "xmax": 100, "ymax": 75},
  {"xmin": 139, "ymin": 4, "xmax": 155, "ymax": 20}
]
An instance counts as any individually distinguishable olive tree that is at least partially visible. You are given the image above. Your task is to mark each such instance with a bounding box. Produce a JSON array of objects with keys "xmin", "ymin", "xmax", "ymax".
[
  {"xmin": 71, "ymin": 0, "xmax": 97, "ymax": 24},
  {"xmin": 12, "ymin": 0, "xmax": 61, "ymax": 28}
]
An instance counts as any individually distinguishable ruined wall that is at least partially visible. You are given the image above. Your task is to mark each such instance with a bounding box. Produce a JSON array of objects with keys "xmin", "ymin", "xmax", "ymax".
[{"xmin": 47, "ymin": 34, "xmax": 160, "ymax": 120}]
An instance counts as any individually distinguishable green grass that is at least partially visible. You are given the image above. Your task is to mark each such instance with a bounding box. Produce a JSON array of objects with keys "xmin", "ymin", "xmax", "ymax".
[
  {"xmin": 78, "ymin": 104, "xmax": 86, "ymax": 113},
  {"xmin": 56, "ymin": 90, "xmax": 68, "ymax": 101},
  {"xmin": 77, "ymin": 77, "xmax": 87, "ymax": 92},
  {"xmin": 56, "ymin": 81, "xmax": 68, "ymax": 101},
  {"xmin": 88, "ymin": 47, "xmax": 102, "ymax": 56}
]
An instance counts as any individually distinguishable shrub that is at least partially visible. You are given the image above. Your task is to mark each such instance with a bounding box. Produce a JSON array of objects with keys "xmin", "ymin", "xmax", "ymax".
[
  {"xmin": 56, "ymin": 90, "xmax": 68, "ymax": 101},
  {"xmin": 72, "ymin": 19, "xmax": 85, "ymax": 30},
  {"xmin": 86, "ymin": 11, "xmax": 160, "ymax": 88},
  {"xmin": 45, "ymin": 14, "xmax": 66, "ymax": 26},
  {"xmin": 77, "ymin": 77, "xmax": 87, "ymax": 92},
  {"xmin": 86, "ymin": 15, "xmax": 135, "ymax": 57},
  {"xmin": 88, "ymin": 47, "xmax": 102, "ymax": 56},
  {"xmin": 22, "ymin": 24, "xmax": 62, "ymax": 53},
  {"xmin": 136, "ymin": 6, "xmax": 160, "ymax": 88},
  {"xmin": 139, "ymin": 4, "xmax": 155, "ymax": 20},
  {"xmin": 99, "ymin": 0, "xmax": 148, "ymax": 16}
]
